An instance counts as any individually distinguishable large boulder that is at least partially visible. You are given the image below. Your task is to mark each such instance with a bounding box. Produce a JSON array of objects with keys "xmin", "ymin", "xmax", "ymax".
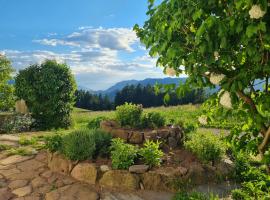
[
  {"xmin": 99, "ymin": 170, "xmax": 140, "ymax": 190},
  {"xmin": 141, "ymin": 172, "xmax": 166, "ymax": 191},
  {"xmin": 128, "ymin": 131, "xmax": 144, "ymax": 144},
  {"xmin": 110, "ymin": 129, "xmax": 129, "ymax": 142},
  {"xmin": 144, "ymin": 130, "xmax": 157, "ymax": 141},
  {"xmin": 129, "ymin": 165, "xmax": 149, "ymax": 174},
  {"xmin": 71, "ymin": 163, "xmax": 97, "ymax": 185},
  {"xmin": 48, "ymin": 152, "xmax": 74, "ymax": 175}
]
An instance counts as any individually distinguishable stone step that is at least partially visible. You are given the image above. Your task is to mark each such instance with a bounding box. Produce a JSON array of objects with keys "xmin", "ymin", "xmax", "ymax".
[{"xmin": 0, "ymin": 135, "xmax": 19, "ymax": 142}]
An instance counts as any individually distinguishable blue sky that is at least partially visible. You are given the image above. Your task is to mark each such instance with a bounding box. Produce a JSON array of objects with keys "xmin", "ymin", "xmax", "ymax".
[{"xmin": 0, "ymin": 0, "xmax": 167, "ymax": 90}]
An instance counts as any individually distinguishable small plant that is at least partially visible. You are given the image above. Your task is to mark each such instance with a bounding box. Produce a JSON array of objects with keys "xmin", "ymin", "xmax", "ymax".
[
  {"xmin": 87, "ymin": 116, "xmax": 108, "ymax": 129},
  {"xmin": 44, "ymin": 134, "xmax": 63, "ymax": 152},
  {"xmin": 19, "ymin": 136, "xmax": 38, "ymax": 146},
  {"xmin": 115, "ymin": 103, "xmax": 143, "ymax": 128},
  {"xmin": 184, "ymin": 131, "xmax": 226, "ymax": 165},
  {"xmin": 6, "ymin": 147, "xmax": 36, "ymax": 156},
  {"xmin": 172, "ymin": 191, "xmax": 219, "ymax": 200},
  {"xmin": 0, "ymin": 144, "xmax": 11, "ymax": 151},
  {"xmin": 92, "ymin": 129, "xmax": 112, "ymax": 157},
  {"xmin": 62, "ymin": 129, "xmax": 96, "ymax": 161},
  {"xmin": 140, "ymin": 112, "xmax": 165, "ymax": 129},
  {"xmin": 110, "ymin": 138, "xmax": 138, "ymax": 169},
  {"xmin": 139, "ymin": 140, "xmax": 163, "ymax": 167}
]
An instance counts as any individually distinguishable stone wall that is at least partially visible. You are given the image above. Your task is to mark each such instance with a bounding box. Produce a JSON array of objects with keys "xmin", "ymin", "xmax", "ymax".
[
  {"xmin": 47, "ymin": 152, "xmax": 234, "ymax": 192},
  {"xmin": 100, "ymin": 120, "xmax": 183, "ymax": 149}
]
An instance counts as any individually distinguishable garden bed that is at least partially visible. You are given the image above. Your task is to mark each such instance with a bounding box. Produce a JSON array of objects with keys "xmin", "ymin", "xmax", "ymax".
[{"xmin": 47, "ymin": 149, "xmax": 233, "ymax": 192}]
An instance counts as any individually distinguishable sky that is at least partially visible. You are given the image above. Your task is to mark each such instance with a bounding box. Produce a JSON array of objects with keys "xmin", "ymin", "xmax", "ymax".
[{"xmin": 0, "ymin": 0, "xmax": 168, "ymax": 90}]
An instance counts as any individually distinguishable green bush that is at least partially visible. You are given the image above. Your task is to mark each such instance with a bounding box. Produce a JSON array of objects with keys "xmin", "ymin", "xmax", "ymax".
[
  {"xmin": 62, "ymin": 129, "xmax": 96, "ymax": 161},
  {"xmin": 115, "ymin": 103, "xmax": 143, "ymax": 128},
  {"xmin": 87, "ymin": 116, "xmax": 108, "ymax": 129},
  {"xmin": 172, "ymin": 191, "xmax": 219, "ymax": 200},
  {"xmin": 110, "ymin": 138, "xmax": 138, "ymax": 169},
  {"xmin": 44, "ymin": 134, "xmax": 63, "ymax": 153},
  {"xmin": 184, "ymin": 131, "xmax": 226, "ymax": 165},
  {"xmin": 92, "ymin": 129, "xmax": 112, "ymax": 158},
  {"xmin": 15, "ymin": 60, "xmax": 76, "ymax": 129},
  {"xmin": 139, "ymin": 140, "xmax": 163, "ymax": 167},
  {"xmin": 140, "ymin": 112, "xmax": 165, "ymax": 129}
]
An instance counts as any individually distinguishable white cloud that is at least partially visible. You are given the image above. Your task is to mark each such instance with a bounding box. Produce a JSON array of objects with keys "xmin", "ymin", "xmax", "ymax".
[
  {"xmin": 34, "ymin": 27, "xmax": 138, "ymax": 52},
  {"xmin": 2, "ymin": 48, "xmax": 164, "ymax": 90}
]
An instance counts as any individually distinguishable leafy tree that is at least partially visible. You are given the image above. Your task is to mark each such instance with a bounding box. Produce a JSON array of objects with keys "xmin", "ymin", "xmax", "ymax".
[
  {"xmin": 0, "ymin": 55, "xmax": 14, "ymax": 111},
  {"xmin": 15, "ymin": 60, "xmax": 76, "ymax": 129},
  {"xmin": 134, "ymin": 1, "xmax": 270, "ymax": 159}
]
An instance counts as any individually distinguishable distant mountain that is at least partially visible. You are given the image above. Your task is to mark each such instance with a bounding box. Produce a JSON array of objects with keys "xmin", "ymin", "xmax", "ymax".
[{"xmin": 96, "ymin": 77, "xmax": 186, "ymax": 100}]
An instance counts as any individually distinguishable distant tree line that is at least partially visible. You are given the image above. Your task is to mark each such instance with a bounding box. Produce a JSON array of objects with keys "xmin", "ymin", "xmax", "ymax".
[{"xmin": 75, "ymin": 84, "xmax": 207, "ymax": 111}]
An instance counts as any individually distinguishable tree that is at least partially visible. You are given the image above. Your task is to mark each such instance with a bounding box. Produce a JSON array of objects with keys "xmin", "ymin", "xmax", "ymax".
[
  {"xmin": 134, "ymin": 1, "xmax": 270, "ymax": 159},
  {"xmin": 15, "ymin": 60, "xmax": 76, "ymax": 129},
  {"xmin": 0, "ymin": 55, "xmax": 14, "ymax": 111}
]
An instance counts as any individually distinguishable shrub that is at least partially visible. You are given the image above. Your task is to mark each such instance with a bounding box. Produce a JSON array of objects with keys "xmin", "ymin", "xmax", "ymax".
[
  {"xmin": 184, "ymin": 131, "xmax": 226, "ymax": 165},
  {"xmin": 172, "ymin": 191, "xmax": 219, "ymax": 200},
  {"xmin": 15, "ymin": 60, "xmax": 76, "ymax": 129},
  {"xmin": 139, "ymin": 140, "xmax": 163, "ymax": 167},
  {"xmin": 92, "ymin": 129, "xmax": 112, "ymax": 158},
  {"xmin": 44, "ymin": 134, "xmax": 63, "ymax": 153},
  {"xmin": 6, "ymin": 147, "xmax": 35, "ymax": 156},
  {"xmin": 140, "ymin": 112, "xmax": 165, "ymax": 129},
  {"xmin": 110, "ymin": 138, "xmax": 138, "ymax": 169},
  {"xmin": 87, "ymin": 116, "xmax": 108, "ymax": 129},
  {"xmin": 0, "ymin": 114, "xmax": 34, "ymax": 133},
  {"xmin": 62, "ymin": 129, "xmax": 96, "ymax": 161},
  {"xmin": 115, "ymin": 103, "xmax": 143, "ymax": 128},
  {"xmin": 0, "ymin": 144, "xmax": 11, "ymax": 151}
]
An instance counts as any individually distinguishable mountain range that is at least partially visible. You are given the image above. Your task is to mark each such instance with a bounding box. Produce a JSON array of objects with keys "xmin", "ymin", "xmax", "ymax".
[{"xmin": 79, "ymin": 77, "xmax": 187, "ymax": 99}]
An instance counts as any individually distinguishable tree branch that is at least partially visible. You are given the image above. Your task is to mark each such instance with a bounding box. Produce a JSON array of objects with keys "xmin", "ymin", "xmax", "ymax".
[{"xmin": 237, "ymin": 90, "xmax": 267, "ymax": 134}]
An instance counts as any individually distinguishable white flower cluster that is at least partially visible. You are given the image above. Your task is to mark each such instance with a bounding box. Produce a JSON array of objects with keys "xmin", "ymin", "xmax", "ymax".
[
  {"xmin": 209, "ymin": 73, "xmax": 225, "ymax": 85},
  {"xmin": 219, "ymin": 91, "xmax": 232, "ymax": 109},
  {"xmin": 214, "ymin": 51, "xmax": 220, "ymax": 61},
  {"xmin": 198, "ymin": 115, "xmax": 208, "ymax": 125},
  {"xmin": 249, "ymin": 5, "xmax": 266, "ymax": 19},
  {"xmin": 165, "ymin": 67, "xmax": 176, "ymax": 76}
]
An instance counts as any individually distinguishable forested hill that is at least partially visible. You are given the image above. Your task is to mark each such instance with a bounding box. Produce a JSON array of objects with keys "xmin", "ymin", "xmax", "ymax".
[{"xmin": 94, "ymin": 77, "xmax": 186, "ymax": 99}]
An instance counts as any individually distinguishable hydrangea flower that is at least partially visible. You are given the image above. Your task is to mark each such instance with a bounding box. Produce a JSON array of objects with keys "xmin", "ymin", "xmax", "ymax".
[
  {"xmin": 249, "ymin": 5, "xmax": 266, "ymax": 19},
  {"xmin": 165, "ymin": 67, "xmax": 176, "ymax": 76},
  {"xmin": 214, "ymin": 51, "xmax": 220, "ymax": 61},
  {"xmin": 219, "ymin": 91, "xmax": 232, "ymax": 109},
  {"xmin": 198, "ymin": 115, "xmax": 208, "ymax": 125},
  {"xmin": 209, "ymin": 73, "xmax": 225, "ymax": 85}
]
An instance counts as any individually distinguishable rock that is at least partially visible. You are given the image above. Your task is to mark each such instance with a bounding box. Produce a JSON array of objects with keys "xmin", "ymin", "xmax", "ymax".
[
  {"xmin": 31, "ymin": 177, "xmax": 47, "ymax": 188},
  {"xmin": 7, "ymin": 171, "xmax": 38, "ymax": 181},
  {"xmin": 0, "ymin": 168, "xmax": 21, "ymax": 177},
  {"xmin": 178, "ymin": 166, "xmax": 188, "ymax": 176},
  {"xmin": 101, "ymin": 192, "xmax": 144, "ymax": 200},
  {"xmin": 157, "ymin": 129, "xmax": 170, "ymax": 139},
  {"xmin": 71, "ymin": 163, "xmax": 97, "ymax": 185},
  {"xmin": 110, "ymin": 129, "xmax": 129, "ymax": 142},
  {"xmin": 99, "ymin": 170, "xmax": 140, "ymax": 190},
  {"xmin": 144, "ymin": 130, "xmax": 157, "ymax": 141},
  {"xmin": 12, "ymin": 185, "xmax": 32, "ymax": 197},
  {"xmin": 100, "ymin": 120, "xmax": 119, "ymax": 132},
  {"xmin": 129, "ymin": 165, "xmax": 149, "ymax": 174},
  {"xmin": 141, "ymin": 172, "xmax": 165, "ymax": 191},
  {"xmin": 185, "ymin": 163, "xmax": 205, "ymax": 185},
  {"xmin": 169, "ymin": 126, "xmax": 182, "ymax": 138},
  {"xmin": 0, "ymin": 187, "xmax": 13, "ymax": 200},
  {"xmin": 8, "ymin": 180, "xmax": 28, "ymax": 190},
  {"xmin": 0, "ymin": 155, "xmax": 33, "ymax": 165},
  {"xmin": 216, "ymin": 159, "xmax": 234, "ymax": 177},
  {"xmin": 0, "ymin": 135, "xmax": 19, "ymax": 142},
  {"xmin": 17, "ymin": 159, "xmax": 44, "ymax": 172},
  {"xmin": 48, "ymin": 152, "xmax": 73, "ymax": 175},
  {"xmin": 100, "ymin": 165, "xmax": 110, "ymax": 172},
  {"xmin": 41, "ymin": 171, "xmax": 53, "ymax": 179},
  {"xmin": 168, "ymin": 137, "xmax": 178, "ymax": 149},
  {"xmin": 129, "ymin": 131, "xmax": 144, "ymax": 144},
  {"xmin": 45, "ymin": 183, "xmax": 99, "ymax": 200}
]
